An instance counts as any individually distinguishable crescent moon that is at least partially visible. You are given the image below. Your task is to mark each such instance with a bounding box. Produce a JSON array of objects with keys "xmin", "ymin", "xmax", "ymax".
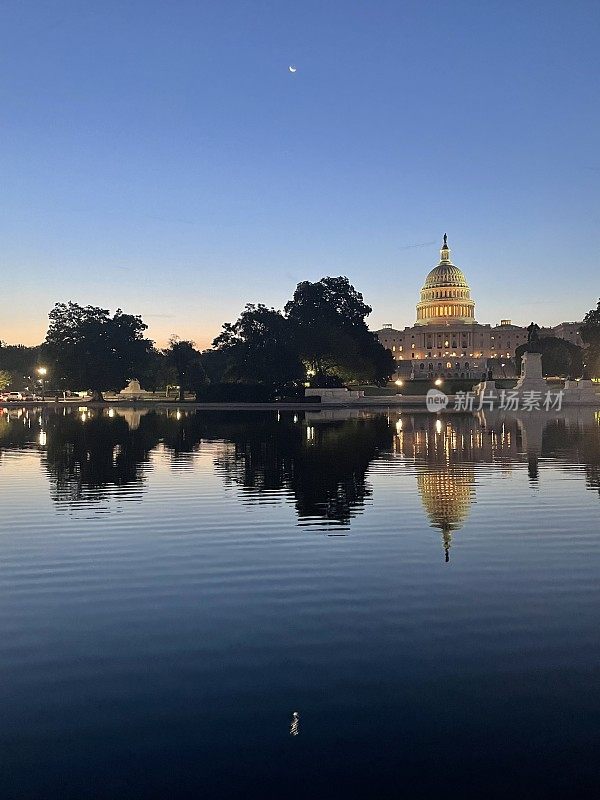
[{"xmin": 288, "ymin": 65, "xmax": 297, "ymax": 73}]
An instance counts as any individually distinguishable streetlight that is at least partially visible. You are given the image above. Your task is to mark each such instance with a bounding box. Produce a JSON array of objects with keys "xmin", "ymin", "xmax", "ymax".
[{"xmin": 37, "ymin": 367, "xmax": 47, "ymax": 401}]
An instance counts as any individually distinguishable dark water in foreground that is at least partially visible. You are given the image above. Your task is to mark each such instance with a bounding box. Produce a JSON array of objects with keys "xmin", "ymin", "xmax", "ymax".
[{"xmin": 1, "ymin": 405, "xmax": 599, "ymax": 799}]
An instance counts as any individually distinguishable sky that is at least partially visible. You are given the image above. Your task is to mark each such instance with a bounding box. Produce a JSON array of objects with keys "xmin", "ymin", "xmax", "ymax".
[{"xmin": 1, "ymin": 0, "xmax": 599, "ymax": 348}]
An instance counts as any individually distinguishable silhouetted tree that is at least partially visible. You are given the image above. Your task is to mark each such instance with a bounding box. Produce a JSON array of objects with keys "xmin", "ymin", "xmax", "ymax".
[
  {"xmin": 165, "ymin": 336, "xmax": 207, "ymax": 400},
  {"xmin": 581, "ymin": 298, "xmax": 600, "ymax": 377},
  {"xmin": 199, "ymin": 348, "xmax": 229, "ymax": 385},
  {"xmin": 138, "ymin": 348, "xmax": 177, "ymax": 394},
  {"xmin": 0, "ymin": 343, "xmax": 41, "ymax": 390},
  {"xmin": 43, "ymin": 302, "xmax": 153, "ymax": 400},
  {"xmin": 213, "ymin": 304, "xmax": 304, "ymax": 385},
  {"xmin": 515, "ymin": 336, "xmax": 582, "ymax": 377},
  {"xmin": 284, "ymin": 277, "xmax": 394, "ymax": 384}
]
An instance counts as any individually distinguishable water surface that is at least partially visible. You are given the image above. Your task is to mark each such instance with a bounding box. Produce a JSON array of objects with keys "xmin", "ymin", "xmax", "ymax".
[{"xmin": 1, "ymin": 406, "xmax": 599, "ymax": 798}]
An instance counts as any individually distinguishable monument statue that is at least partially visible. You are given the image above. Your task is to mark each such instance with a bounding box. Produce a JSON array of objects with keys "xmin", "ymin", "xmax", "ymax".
[
  {"xmin": 119, "ymin": 379, "xmax": 144, "ymax": 400},
  {"xmin": 526, "ymin": 322, "xmax": 542, "ymax": 353},
  {"xmin": 514, "ymin": 322, "xmax": 546, "ymax": 392}
]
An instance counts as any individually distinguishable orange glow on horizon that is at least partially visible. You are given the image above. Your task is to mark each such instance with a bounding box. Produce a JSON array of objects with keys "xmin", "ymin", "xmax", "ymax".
[{"xmin": 1, "ymin": 316, "xmax": 215, "ymax": 351}]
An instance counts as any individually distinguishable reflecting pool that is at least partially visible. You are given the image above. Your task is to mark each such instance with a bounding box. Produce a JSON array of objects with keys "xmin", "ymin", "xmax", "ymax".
[{"xmin": 1, "ymin": 406, "xmax": 599, "ymax": 797}]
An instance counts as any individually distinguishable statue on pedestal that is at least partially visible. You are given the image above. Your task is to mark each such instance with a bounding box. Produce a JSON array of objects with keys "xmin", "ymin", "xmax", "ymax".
[{"xmin": 119, "ymin": 379, "xmax": 144, "ymax": 400}]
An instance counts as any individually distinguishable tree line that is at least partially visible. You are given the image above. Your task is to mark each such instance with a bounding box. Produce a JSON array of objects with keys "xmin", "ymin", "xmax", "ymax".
[
  {"xmin": 0, "ymin": 276, "xmax": 395, "ymax": 400},
  {"xmin": 2, "ymin": 287, "xmax": 599, "ymax": 399}
]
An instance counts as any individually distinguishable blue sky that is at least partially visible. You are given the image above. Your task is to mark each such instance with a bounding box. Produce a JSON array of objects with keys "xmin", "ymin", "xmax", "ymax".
[{"xmin": 1, "ymin": 0, "xmax": 598, "ymax": 347}]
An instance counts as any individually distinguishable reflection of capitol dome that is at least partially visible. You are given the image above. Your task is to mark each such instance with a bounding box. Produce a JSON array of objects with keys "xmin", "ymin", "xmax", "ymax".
[
  {"xmin": 415, "ymin": 234, "xmax": 476, "ymax": 325},
  {"xmin": 417, "ymin": 465, "xmax": 475, "ymax": 561}
]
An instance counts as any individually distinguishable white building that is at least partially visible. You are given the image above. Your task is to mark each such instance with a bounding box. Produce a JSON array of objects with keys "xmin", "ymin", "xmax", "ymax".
[{"xmin": 376, "ymin": 236, "xmax": 583, "ymax": 380}]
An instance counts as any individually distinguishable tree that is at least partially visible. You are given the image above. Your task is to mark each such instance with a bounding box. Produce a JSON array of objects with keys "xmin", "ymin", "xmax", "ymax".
[
  {"xmin": 0, "ymin": 343, "xmax": 41, "ymax": 390},
  {"xmin": 213, "ymin": 304, "xmax": 305, "ymax": 385},
  {"xmin": 515, "ymin": 336, "xmax": 583, "ymax": 377},
  {"xmin": 285, "ymin": 276, "xmax": 373, "ymax": 329},
  {"xmin": 284, "ymin": 277, "xmax": 394, "ymax": 385},
  {"xmin": 165, "ymin": 336, "xmax": 207, "ymax": 401},
  {"xmin": 0, "ymin": 369, "xmax": 11, "ymax": 391},
  {"xmin": 581, "ymin": 299, "xmax": 600, "ymax": 377},
  {"xmin": 199, "ymin": 348, "xmax": 229, "ymax": 385},
  {"xmin": 581, "ymin": 299, "xmax": 600, "ymax": 345},
  {"xmin": 138, "ymin": 348, "xmax": 177, "ymax": 394},
  {"xmin": 43, "ymin": 302, "xmax": 153, "ymax": 400}
]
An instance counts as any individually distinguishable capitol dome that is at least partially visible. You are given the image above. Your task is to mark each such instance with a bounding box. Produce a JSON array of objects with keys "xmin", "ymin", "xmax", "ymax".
[
  {"xmin": 423, "ymin": 262, "xmax": 469, "ymax": 290},
  {"xmin": 415, "ymin": 235, "xmax": 476, "ymax": 325}
]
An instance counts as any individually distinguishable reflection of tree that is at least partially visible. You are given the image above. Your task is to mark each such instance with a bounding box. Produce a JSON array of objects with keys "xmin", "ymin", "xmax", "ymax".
[
  {"xmin": 43, "ymin": 412, "xmax": 162, "ymax": 505},
  {"xmin": 478, "ymin": 408, "xmax": 600, "ymax": 498},
  {"xmin": 42, "ymin": 409, "xmax": 394, "ymax": 526},
  {"xmin": 3, "ymin": 406, "xmax": 599, "ymax": 531},
  {"xmin": 0, "ymin": 411, "xmax": 33, "ymax": 447},
  {"xmin": 540, "ymin": 416, "xmax": 600, "ymax": 497},
  {"xmin": 213, "ymin": 414, "xmax": 394, "ymax": 526},
  {"xmin": 41, "ymin": 410, "xmax": 225, "ymax": 504},
  {"xmin": 294, "ymin": 419, "xmax": 394, "ymax": 523}
]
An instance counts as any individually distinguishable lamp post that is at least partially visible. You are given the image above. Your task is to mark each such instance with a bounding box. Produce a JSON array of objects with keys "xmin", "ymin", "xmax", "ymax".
[{"xmin": 37, "ymin": 367, "xmax": 47, "ymax": 401}]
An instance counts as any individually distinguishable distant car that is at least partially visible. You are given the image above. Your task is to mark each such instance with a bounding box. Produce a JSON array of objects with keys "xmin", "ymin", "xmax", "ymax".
[
  {"xmin": 22, "ymin": 393, "xmax": 42, "ymax": 401},
  {"xmin": 5, "ymin": 392, "xmax": 23, "ymax": 402}
]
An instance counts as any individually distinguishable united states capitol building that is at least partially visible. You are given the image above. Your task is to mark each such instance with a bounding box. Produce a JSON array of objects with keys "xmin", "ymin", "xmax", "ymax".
[{"xmin": 376, "ymin": 235, "xmax": 582, "ymax": 381}]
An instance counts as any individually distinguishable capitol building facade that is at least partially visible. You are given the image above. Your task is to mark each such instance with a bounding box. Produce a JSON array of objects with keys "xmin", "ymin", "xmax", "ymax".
[{"xmin": 376, "ymin": 235, "xmax": 582, "ymax": 381}]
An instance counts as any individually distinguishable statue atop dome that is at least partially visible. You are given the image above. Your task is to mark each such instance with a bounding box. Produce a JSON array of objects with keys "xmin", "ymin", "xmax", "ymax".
[{"xmin": 440, "ymin": 233, "xmax": 451, "ymax": 262}]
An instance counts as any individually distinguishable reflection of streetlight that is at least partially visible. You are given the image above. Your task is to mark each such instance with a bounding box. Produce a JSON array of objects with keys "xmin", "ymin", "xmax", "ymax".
[
  {"xmin": 37, "ymin": 367, "xmax": 47, "ymax": 401},
  {"xmin": 434, "ymin": 378, "xmax": 443, "ymax": 387},
  {"xmin": 395, "ymin": 379, "xmax": 404, "ymax": 388}
]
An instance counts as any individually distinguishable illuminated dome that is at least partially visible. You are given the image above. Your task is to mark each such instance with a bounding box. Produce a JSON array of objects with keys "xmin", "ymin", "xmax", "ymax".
[
  {"xmin": 423, "ymin": 263, "xmax": 469, "ymax": 290},
  {"xmin": 415, "ymin": 235, "xmax": 476, "ymax": 325}
]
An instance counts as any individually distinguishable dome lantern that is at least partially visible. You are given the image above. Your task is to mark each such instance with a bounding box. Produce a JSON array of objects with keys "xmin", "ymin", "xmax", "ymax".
[{"xmin": 440, "ymin": 233, "xmax": 451, "ymax": 263}]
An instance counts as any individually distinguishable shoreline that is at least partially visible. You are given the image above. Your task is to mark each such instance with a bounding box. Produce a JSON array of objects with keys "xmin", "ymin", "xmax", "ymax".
[
  {"xmin": 3, "ymin": 393, "xmax": 598, "ymax": 413},
  {"xmin": 2, "ymin": 398, "xmax": 437, "ymax": 411}
]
